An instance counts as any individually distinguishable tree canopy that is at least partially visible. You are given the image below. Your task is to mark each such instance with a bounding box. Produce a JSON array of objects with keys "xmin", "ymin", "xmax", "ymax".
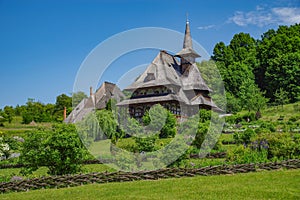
[{"xmin": 211, "ymin": 23, "xmax": 300, "ymax": 111}]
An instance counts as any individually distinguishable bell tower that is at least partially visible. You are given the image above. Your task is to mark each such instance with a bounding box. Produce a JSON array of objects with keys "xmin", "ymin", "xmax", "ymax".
[{"xmin": 176, "ymin": 19, "xmax": 201, "ymax": 74}]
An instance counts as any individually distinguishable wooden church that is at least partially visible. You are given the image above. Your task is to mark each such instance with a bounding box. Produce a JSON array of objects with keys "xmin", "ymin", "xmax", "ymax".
[{"xmin": 117, "ymin": 20, "xmax": 221, "ymax": 119}]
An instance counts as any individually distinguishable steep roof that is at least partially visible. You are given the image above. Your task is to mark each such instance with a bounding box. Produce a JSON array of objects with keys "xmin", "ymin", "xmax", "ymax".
[
  {"xmin": 65, "ymin": 82, "xmax": 124, "ymax": 123},
  {"xmin": 180, "ymin": 63, "xmax": 212, "ymax": 91},
  {"xmin": 94, "ymin": 81, "xmax": 125, "ymax": 109},
  {"xmin": 125, "ymin": 51, "xmax": 182, "ymax": 91}
]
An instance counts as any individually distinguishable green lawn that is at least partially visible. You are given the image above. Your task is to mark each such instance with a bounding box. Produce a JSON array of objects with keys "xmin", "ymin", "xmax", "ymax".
[
  {"xmin": 260, "ymin": 102, "xmax": 300, "ymax": 122},
  {"xmin": 1, "ymin": 169, "xmax": 299, "ymax": 200},
  {"xmin": 0, "ymin": 164, "xmax": 116, "ymax": 182}
]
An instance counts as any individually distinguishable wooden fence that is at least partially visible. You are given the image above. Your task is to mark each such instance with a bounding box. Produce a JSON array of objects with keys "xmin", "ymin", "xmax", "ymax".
[{"xmin": 0, "ymin": 159, "xmax": 299, "ymax": 193}]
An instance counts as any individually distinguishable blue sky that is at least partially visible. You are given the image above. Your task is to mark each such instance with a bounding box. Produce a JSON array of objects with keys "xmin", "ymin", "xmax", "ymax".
[{"xmin": 0, "ymin": 0, "xmax": 299, "ymax": 108}]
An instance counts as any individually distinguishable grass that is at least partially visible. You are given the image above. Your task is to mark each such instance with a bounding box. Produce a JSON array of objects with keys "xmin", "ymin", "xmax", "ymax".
[
  {"xmin": 1, "ymin": 169, "xmax": 299, "ymax": 199},
  {"xmin": 260, "ymin": 102, "xmax": 300, "ymax": 122},
  {"xmin": 0, "ymin": 164, "xmax": 116, "ymax": 182},
  {"xmin": 0, "ymin": 116, "xmax": 52, "ymax": 137},
  {"xmin": 219, "ymin": 133, "xmax": 234, "ymax": 143}
]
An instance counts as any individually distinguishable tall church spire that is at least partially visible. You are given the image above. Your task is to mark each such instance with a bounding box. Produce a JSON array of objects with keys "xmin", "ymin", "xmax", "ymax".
[
  {"xmin": 183, "ymin": 19, "xmax": 193, "ymax": 49},
  {"xmin": 176, "ymin": 19, "xmax": 200, "ymax": 72}
]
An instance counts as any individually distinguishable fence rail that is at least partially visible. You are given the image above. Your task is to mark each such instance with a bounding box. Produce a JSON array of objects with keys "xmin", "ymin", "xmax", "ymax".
[{"xmin": 0, "ymin": 159, "xmax": 299, "ymax": 193}]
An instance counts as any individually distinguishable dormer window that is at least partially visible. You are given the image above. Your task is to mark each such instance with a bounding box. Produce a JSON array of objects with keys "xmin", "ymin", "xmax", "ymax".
[{"xmin": 144, "ymin": 73, "xmax": 155, "ymax": 82}]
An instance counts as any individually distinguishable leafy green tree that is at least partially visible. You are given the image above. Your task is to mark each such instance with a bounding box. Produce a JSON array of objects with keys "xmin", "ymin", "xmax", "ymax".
[
  {"xmin": 95, "ymin": 109, "xmax": 123, "ymax": 144},
  {"xmin": 256, "ymin": 24, "xmax": 300, "ymax": 102},
  {"xmin": 72, "ymin": 91, "xmax": 87, "ymax": 107},
  {"xmin": 238, "ymin": 79, "xmax": 268, "ymax": 113},
  {"xmin": 212, "ymin": 33, "xmax": 257, "ymax": 99},
  {"xmin": 197, "ymin": 60, "xmax": 226, "ymax": 111},
  {"xmin": 14, "ymin": 104, "xmax": 26, "ymax": 116},
  {"xmin": 22, "ymin": 100, "xmax": 49, "ymax": 124},
  {"xmin": 0, "ymin": 110, "xmax": 7, "ymax": 126},
  {"xmin": 20, "ymin": 124, "xmax": 87, "ymax": 175},
  {"xmin": 142, "ymin": 104, "xmax": 177, "ymax": 138},
  {"xmin": 53, "ymin": 94, "xmax": 72, "ymax": 121},
  {"xmin": 160, "ymin": 111, "xmax": 177, "ymax": 138},
  {"xmin": 3, "ymin": 106, "xmax": 15, "ymax": 123},
  {"xmin": 193, "ymin": 121, "xmax": 209, "ymax": 149},
  {"xmin": 274, "ymin": 88, "xmax": 290, "ymax": 109},
  {"xmin": 225, "ymin": 92, "xmax": 240, "ymax": 113}
]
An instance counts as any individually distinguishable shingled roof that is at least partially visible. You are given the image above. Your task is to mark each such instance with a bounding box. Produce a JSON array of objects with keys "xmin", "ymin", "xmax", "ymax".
[
  {"xmin": 125, "ymin": 50, "xmax": 182, "ymax": 91},
  {"xmin": 65, "ymin": 82, "xmax": 125, "ymax": 123}
]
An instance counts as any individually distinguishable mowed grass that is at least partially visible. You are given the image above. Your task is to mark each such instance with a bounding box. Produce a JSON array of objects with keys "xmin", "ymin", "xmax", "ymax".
[
  {"xmin": 260, "ymin": 102, "xmax": 300, "ymax": 122},
  {"xmin": 0, "ymin": 164, "xmax": 115, "ymax": 181},
  {"xmin": 1, "ymin": 169, "xmax": 299, "ymax": 200}
]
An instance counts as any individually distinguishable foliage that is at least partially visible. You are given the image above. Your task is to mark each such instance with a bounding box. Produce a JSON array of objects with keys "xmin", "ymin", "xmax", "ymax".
[
  {"xmin": 274, "ymin": 88, "xmax": 290, "ymax": 109},
  {"xmin": 19, "ymin": 124, "xmax": 87, "ymax": 175},
  {"xmin": 225, "ymin": 92, "xmax": 240, "ymax": 113},
  {"xmin": 197, "ymin": 60, "xmax": 226, "ymax": 110},
  {"xmin": 255, "ymin": 132, "xmax": 300, "ymax": 160},
  {"xmin": 238, "ymin": 79, "xmax": 268, "ymax": 112},
  {"xmin": 198, "ymin": 109, "xmax": 211, "ymax": 123},
  {"xmin": 54, "ymin": 93, "xmax": 72, "ymax": 121},
  {"xmin": 72, "ymin": 91, "xmax": 87, "ymax": 108},
  {"xmin": 256, "ymin": 24, "xmax": 300, "ymax": 102},
  {"xmin": 160, "ymin": 111, "xmax": 177, "ymax": 138},
  {"xmin": 233, "ymin": 128, "xmax": 256, "ymax": 145},
  {"xmin": 21, "ymin": 100, "xmax": 47, "ymax": 124},
  {"xmin": 142, "ymin": 104, "xmax": 177, "ymax": 138},
  {"xmin": 212, "ymin": 33, "xmax": 257, "ymax": 98},
  {"xmin": 193, "ymin": 122, "xmax": 209, "ymax": 149},
  {"xmin": 134, "ymin": 134, "xmax": 158, "ymax": 152},
  {"xmin": 95, "ymin": 110, "xmax": 123, "ymax": 144},
  {"xmin": 226, "ymin": 145, "xmax": 269, "ymax": 164},
  {"xmin": 3, "ymin": 106, "xmax": 15, "ymax": 124},
  {"xmin": 255, "ymin": 121, "xmax": 276, "ymax": 134},
  {"xmin": 0, "ymin": 111, "xmax": 7, "ymax": 126},
  {"xmin": 212, "ymin": 24, "xmax": 300, "ymax": 107}
]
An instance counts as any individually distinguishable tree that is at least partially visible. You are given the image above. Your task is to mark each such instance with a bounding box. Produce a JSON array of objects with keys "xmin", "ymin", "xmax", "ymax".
[
  {"xmin": 212, "ymin": 33, "xmax": 257, "ymax": 99},
  {"xmin": 20, "ymin": 124, "xmax": 87, "ymax": 175},
  {"xmin": 225, "ymin": 92, "xmax": 240, "ymax": 113},
  {"xmin": 22, "ymin": 100, "xmax": 49, "ymax": 124},
  {"xmin": 238, "ymin": 79, "xmax": 268, "ymax": 113},
  {"xmin": 197, "ymin": 60, "xmax": 226, "ymax": 111},
  {"xmin": 142, "ymin": 104, "xmax": 177, "ymax": 138},
  {"xmin": 95, "ymin": 109, "xmax": 123, "ymax": 144},
  {"xmin": 256, "ymin": 24, "xmax": 300, "ymax": 102},
  {"xmin": 53, "ymin": 94, "xmax": 72, "ymax": 121},
  {"xmin": 274, "ymin": 88, "xmax": 290, "ymax": 109},
  {"xmin": 72, "ymin": 91, "xmax": 87, "ymax": 107},
  {"xmin": 3, "ymin": 106, "xmax": 15, "ymax": 123}
]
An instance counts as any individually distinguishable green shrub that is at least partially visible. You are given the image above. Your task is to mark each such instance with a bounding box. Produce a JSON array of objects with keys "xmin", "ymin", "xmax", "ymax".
[
  {"xmin": 20, "ymin": 124, "xmax": 87, "ymax": 175},
  {"xmin": 226, "ymin": 145, "xmax": 269, "ymax": 164},
  {"xmin": 143, "ymin": 105, "xmax": 177, "ymax": 139},
  {"xmin": 255, "ymin": 121, "xmax": 276, "ymax": 133},
  {"xmin": 233, "ymin": 128, "xmax": 256, "ymax": 145},
  {"xmin": 255, "ymin": 132, "xmax": 300, "ymax": 160},
  {"xmin": 116, "ymin": 138, "xmax": 137, "ymax": 152},
  {"xmin": 134, "ymin": 134, "xmax": 158, "ymax": 152},
  {"xmin": 193, "ymin": 122, "xmax": 209, "ymax": 149},
  {"xmin": 242, "ymin": 112, "xmax": 256, "ymax": 122}
]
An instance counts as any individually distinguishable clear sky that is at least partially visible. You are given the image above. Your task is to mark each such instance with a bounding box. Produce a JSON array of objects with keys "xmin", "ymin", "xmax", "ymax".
[{"xmin": 0, "ymin": 0, "xmax": 299, "ymax": 108}]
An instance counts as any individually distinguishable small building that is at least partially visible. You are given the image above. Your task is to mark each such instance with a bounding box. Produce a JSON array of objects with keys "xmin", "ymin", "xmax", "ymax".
[
  {"xmin": 65, "ymin": 81, "xmax": 124, "ymax": 123},
  {"xmin": 117, "ymin": 20, "xmax": 221, "ymax": 119}
]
